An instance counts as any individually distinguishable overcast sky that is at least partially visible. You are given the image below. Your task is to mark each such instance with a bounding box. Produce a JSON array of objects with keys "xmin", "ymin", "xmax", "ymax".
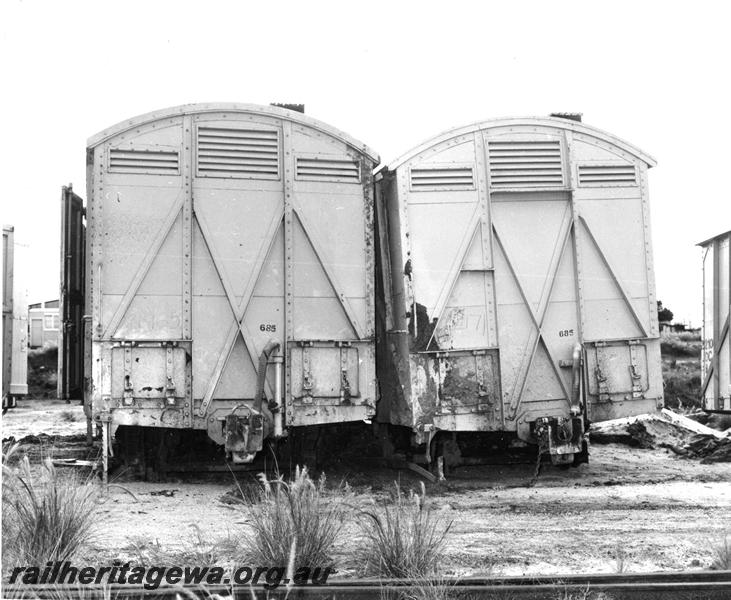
[{"xmin": 1, "ymin": 0, "xmax": 728, "ymax": 326}]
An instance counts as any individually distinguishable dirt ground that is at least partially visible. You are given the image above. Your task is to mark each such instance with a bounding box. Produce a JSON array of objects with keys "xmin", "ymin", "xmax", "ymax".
[{"xmin": 2, "ymin": 398, "xmax": 730, "ymax": 577}]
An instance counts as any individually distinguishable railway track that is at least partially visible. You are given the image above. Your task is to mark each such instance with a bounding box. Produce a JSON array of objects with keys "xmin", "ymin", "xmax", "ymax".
[{"xmin": 11, "ymin": 570, "xmax": 731, "ymax": 599}]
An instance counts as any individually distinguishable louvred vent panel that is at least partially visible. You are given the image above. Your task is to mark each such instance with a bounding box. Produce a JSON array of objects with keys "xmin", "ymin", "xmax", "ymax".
[
  {"xmin": 578, "ymin": 164, "xmax": 637, "ymax": 186},
  {"xmin": 296, "ymin": 157, "xmax": 360, "ymax": 182},
  {"xmin": 197, "ymin": 126, "xmax": 279, "ymax": 178},
  {"xmin": 109, "ymin": 149, "xmax": 179, "ymax": 174},
  {"xmin": 410, "ymin": 166, "xmax": 474, "ymax": 190},
  {"xmin": 488, "ymin": 140, "xmax": 563, "ymax": 188}
]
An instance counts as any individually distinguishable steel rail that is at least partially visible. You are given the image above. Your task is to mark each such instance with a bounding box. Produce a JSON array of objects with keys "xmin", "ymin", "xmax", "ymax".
[{"xmin": 8, "ymin": 570, "xmax": 731, "ymax": 599}]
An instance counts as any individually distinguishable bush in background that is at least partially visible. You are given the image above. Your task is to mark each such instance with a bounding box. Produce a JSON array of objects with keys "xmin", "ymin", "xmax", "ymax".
[{"xmin": 27, "ymin": 344, "xmax": 59, "ymax": 398}]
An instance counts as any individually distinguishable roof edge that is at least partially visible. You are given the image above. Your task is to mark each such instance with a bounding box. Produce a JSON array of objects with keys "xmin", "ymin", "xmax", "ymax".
[
  {"xmin": 385, "ymin": 116, "xmax": 656, "ymax": 171},
  {"xmin": 87, "ymin": 103, "xmax": 379, "ymax": 163},
  {"xmin": 697, "ymin": 230, "xmax": 731, "ymax": 247}
]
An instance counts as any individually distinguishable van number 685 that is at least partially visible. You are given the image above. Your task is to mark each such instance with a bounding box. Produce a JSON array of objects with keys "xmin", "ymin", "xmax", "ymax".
[
  {"xmin": 558, "ymin": 329, "xmax": 574, "ymax": 337},
  {"xmin": 259, "ymin": 324, "xmax": 277, "ymax": 332}
]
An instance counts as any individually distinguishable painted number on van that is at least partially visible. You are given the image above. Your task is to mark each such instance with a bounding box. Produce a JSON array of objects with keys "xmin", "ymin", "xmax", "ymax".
[
  {"xmin": 259, "ymin": 324, "xmax": 277, "ymax": 332},
  {"xmin": 558, "ymin": 329, "xmax": 574, "ymax": 337}
]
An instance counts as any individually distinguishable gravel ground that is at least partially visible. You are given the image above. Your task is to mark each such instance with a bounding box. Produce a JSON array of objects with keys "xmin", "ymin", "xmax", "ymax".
[{"xmin": 2, "ymin": 398, "xmax": 730, "ymax": 576}]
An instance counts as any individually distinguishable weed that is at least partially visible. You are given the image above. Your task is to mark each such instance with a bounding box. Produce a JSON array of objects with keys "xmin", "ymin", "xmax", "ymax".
[
  {"xmin": 59, "ymin": 410, "xmax": 77, "ymax": 423},
  {"xmin": 2, "ymin": 446, "xmax": 98, "ymax": 569},
  {"xmin": 393, "ymin": 575, "xmax": 457, "ymax": 600},
  {"xmin": 660, "ymin": 337, "xmax": 701, "ymax": 358},
  {"xmin": 707, "ymin": 413, "xmax": 731, "ymax": 431},
  {"xmin": 676, "ymin": 331, "xmax": 701, "ymax": 342},
  {"xmin": 554, "ymin": 589, "xmax": 614, "ymax": 600},
  {"xmin": 613, "ymin": 544, "xmax": 628, "ymax": 573},
  {"xmin": 239, "ymin": 466, "xmax": 349, "ymax": 571},
  {"xmin": 124, "ymin": 526, "xmax": 235, "ymax": 567},
  {"xmin": 27, "ymin": 345, "xmax": 59, "ymax": 398},
  {"xmin": 0, "ymin": 582, "xmax": 120, "ymax": 600},
  {"xmin": 124, "ymin": 535, "xmax": 169, "ymax": 566},
  {"xmin": 710, "ymin": 533, "xmax": 731, "ymax": 570},
  {"xmin": 356, "ymin": 481, "xmax": 452, "ymax": 578}
]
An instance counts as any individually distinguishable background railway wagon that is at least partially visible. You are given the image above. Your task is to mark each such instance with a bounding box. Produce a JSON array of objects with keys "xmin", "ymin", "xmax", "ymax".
[
  {"xmin": 699, "ymin": 230, "xmax": 730, "ymax": 411},
  {"xmin": 375, "ymin": 115, "xmax": 663, "ymax": 464},
  {"xmin": 60, "ymin": 103, "xmax": 379, "ymax": 463},
  {"xmin": 3, "ymin": 226, "xmax": 28, "ymax": 410}
]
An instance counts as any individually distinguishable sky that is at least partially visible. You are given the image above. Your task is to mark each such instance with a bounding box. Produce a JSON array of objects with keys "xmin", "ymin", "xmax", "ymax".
[{"xmin": 1, "ymin": 0, "xmax": 729, "ymax": 326}]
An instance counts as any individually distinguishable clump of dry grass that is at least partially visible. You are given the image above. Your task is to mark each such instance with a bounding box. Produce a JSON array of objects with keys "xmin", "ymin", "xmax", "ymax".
[
  {"xmin": 385, "ymin": 575, "xmax": 457, "ymax": 600},
  {"xmin": 356, "ymin": 481, "xmax": 452, "ymax": 578},
  {"xmin": 125, "ymin": 526, "xmax": 238, "ymax": 567},
  {"xmin": 660, "ymin": 336, "xmax": 701, "ymax": 358},
  {"xmin": 59, "ymin": 410, "xmax": 78, "ymax": 423},
  {"xmin": 554, "ymin": 590, "xmax": 614, "ymax": 600},
  {"xmin": 710, "ymin": 533, "xmax": 731, "ymax": 570},
  {"xmin": 2, "ymin": 444, "xmax": 98, "ymax": 569},
  {"xmin": 239, "ymin": 466, "xmax": 349, "ymax": 570},
  {"xmin": 613, "ymin": 544, "xmax": 628, "ymax": 573},
  {"xmin": 676, "ymin": 331, "xmax": 701, "ymax": 342},
  {"xmin": 1, "ymin": 583, "xmax": 120, "ymax": 600}
]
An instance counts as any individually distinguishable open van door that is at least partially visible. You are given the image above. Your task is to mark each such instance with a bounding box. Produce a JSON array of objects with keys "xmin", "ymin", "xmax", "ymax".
[{"xmin": 58, "ymin": 185, "xmax": 85, "ymax": 401}]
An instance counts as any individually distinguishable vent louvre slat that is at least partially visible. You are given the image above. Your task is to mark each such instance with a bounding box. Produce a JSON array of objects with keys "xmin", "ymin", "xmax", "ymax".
[
  {"xmin": 197, "ymin": 139, "xmax": 278, "ymax": 149},
  {"xmin": 580, "ymin": 175, "xmax": 636, "ymax": 180},
  {"xmin": 109, "ymin": 149, "xmax": 179, "ymax": 174},
  {"xmin": 410, "ymin": 166, "xmax": 474, "ymax": 190},
  {"xmin": 197, "ymin": 126, "xmax": 279, "ymax": 178},
  {"xmin": 110, "ymin": 160, "xmax": 179, "ymax": 167},
  {"xmin": 411, "ymin": 169, "xmax": 473, "ymax": 177},
  {"xmin": 110, "ymin": 162, "xmax": 179, "ymax": 169},
  {"xmin": 198, "ymin": 128, "xmax": 278, "ymax": 140},
  {"xmin": 491, "ymin": 178, "xmax": 563, "ymax": 183},
  {"xmin": 491, "ymin": 165, "xmax": 564, "ymax": 172},
  {"xmin": 578, "ymin": 164, "xmax": 637, "ymax": 186},
  {"xmin": 490, "ymin": 156, "xmax": 562, "ymax": 163},
  {"xmin": 487, "ymin": 147, "xmax": 560, "ymax": 152},
  {"xmin": 109, "ymin": 150, "xmax": 178, "ymax": 156},
  {"xmin": 198, "ymin": 147, "xmax": 278, "ymax": 156},
  {"xmin": 298, "ymin": 169, "xmax": 359, "ymax": 176},
  {"xmin": 199, "ymin": 164, "xmax": 279, "ymax": 173},
  {"xmin": 488, "ymin": 140, "xmax": 563, "ymax": 188},
  {"xmin": 296, "ymin": 157, "xmax": 360, "ymax": 182},
  {"xmin": 411, "ymin": 173, "xmax": 474, "ymax": 179},
  {"xmin": 199, "ymin": 156, "xmax": 279, "ymax": 166},
  {"xmin": 413, "ymin": 179, "xmax": 473, "ymax": 185}
]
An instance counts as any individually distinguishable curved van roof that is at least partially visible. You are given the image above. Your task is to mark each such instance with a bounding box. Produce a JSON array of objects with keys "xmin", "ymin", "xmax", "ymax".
[
  {"xmin": 385, "ymin": 116, "xmax": 655, "ymax": 171},
  {"xmin": 87, "ymin": 102, "xmax": 379, "ymax": 163}
]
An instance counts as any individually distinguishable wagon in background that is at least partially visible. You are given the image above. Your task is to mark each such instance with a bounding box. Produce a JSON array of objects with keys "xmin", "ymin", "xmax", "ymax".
[
  {"xmin": 3, "ymin": 225, "xmax": 28, "ymax": 411},
  {"xmin": 699, "ymin": 230, "xmax": 730, "ymax": 412}
]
